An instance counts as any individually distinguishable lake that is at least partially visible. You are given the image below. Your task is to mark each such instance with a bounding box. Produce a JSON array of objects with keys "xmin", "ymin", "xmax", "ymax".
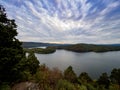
[{"xmin": 35, "ymin": 50, "xmax": 120, "ymax": 79}]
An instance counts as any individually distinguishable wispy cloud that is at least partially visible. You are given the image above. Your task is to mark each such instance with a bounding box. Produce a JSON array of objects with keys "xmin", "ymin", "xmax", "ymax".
[{"xmin": 0, "ymin": 0, "xmax": 120, "ymax": 44}]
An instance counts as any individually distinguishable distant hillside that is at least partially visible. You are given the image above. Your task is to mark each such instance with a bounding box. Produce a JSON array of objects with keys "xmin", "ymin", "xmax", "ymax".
[
  {"xmin": 22, "ymin": 42, "xmax": 120, "ymax": 52},
  {"xmin": 55, "ymin": 43, "xmax": 120, "ymax": 52},
  {"xmin": 99, "ymin": 44, "xmax": 120, "ymax": 46},
  {"xmin": 22, "ymin": 42, "xmax": 71, "ymax": 48}
]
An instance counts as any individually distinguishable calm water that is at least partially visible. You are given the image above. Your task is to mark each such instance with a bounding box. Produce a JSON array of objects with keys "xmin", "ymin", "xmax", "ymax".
[{"xmin": 35, "ymin": 50, "xmax": 120, "ymax": 79}]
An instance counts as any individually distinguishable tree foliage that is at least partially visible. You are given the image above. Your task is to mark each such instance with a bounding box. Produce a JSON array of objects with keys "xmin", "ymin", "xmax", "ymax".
[
  {"xmin": 110, "ymin": 68, "xmax": 120, "ymax": 86},
  {"xmin": 64, "ymin": 66, "xmax": 77, "ymax": 83},
  {"xmin": 79, "ymin": 72, "xmax": 92, "ymax": 84},
  {"xmin": 26, "ymin": 53, "xmax": 40, "ymax": 75},
  {"xmin": 56, "ymin": 79, "xmax": 76, "ymax": 90},
  {"xmin": 97, "ymin": 73, "xmax": 110, "ymax": 89},
  {"xmin": 0, "ymin": 5, "xmax": 25, "ymax": 83}
]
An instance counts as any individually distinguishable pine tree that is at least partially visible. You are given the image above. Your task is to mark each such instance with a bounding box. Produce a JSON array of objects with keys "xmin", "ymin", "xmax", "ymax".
[
  {"xmin": 64, "ymin": 66, "xmax": 77, "ymax": 83},
  {"xmin": 97, "ymin": 73, "xmax": 110, "ymax": 89},
  {"xmin": 110, "ymin": 68, "xmax": 120, "ymax": 89},
  {"xmin": 79, "ymin": 72, "xmax": 92, "ymax": 83},
  {"xmin": 26, "ymin": 52, "xmax": 39, "ymax": 75},
  {"xmin": 0, "ymin": 5, "xmax": 25, "ymax": 83}
]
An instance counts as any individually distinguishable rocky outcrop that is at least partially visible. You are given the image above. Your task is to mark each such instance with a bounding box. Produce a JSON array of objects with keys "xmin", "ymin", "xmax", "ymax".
[{"xmin": 12, "ymin": 82, "xmax": 39, "ymax": 90}]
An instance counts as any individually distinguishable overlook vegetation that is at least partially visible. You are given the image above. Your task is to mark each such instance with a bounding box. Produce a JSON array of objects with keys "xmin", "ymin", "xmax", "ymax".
[{"xmin": 0, "ymin": 5, "xmax": 120, "ymax": 90}]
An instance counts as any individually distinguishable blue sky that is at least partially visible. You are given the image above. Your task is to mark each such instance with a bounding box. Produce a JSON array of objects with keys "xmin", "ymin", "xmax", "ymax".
[{"xmin": 0, "ymin": 0, "xmax": 120, "ymax": 44}]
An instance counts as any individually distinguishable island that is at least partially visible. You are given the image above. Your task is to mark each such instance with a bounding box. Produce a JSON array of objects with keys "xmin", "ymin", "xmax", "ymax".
[
  {"xmin": 24, "ymin": 47, "xmax": 56, "ymax": 54},
  {"xmin": 54, "ymin": 43, "xmax": 120, "ymax": 53}
]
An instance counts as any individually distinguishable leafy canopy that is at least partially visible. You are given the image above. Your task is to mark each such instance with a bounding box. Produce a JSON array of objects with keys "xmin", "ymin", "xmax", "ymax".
[{"xmin": 0, "ymin": 5, "xmax": 24, "ymax": 83}]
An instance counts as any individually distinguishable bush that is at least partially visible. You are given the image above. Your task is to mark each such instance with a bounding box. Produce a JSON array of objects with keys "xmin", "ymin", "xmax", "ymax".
[
  {"xmin": 56, "ymin": 79, "xmax": 76, "ymax": 90},
  {"xmin": 77, "ymin": 85, "xmax": 87, "ymax": 90},
  {"xmin": 0, "ymin": 84, "xmax": 11, "ymax": 90},
  {"xmin": 86, "ymin": 84, "xmax": 96, "ymax": 90},
  {"xmin": 20, "ymin": 71, "xmax": 32, "ymax": 81}
]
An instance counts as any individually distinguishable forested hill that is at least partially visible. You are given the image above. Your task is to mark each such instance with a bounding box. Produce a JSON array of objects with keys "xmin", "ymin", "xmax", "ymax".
[
  {"xmin": 98, "ymin": 44, "xmax": 120, "ymax": 46},
  {"xmin": 22, "ymin": 42, "xmax": 72, "ymax": 48},
  {"xmin": 55, "ymin": 43, "xmax": 120, "ymax": 52},
  {"xmin": 22, "ymin": 42, "xmax": 120, "ymax": 48},
  {"xmin": 22, "ymin": 42, "xmax": 120, "ymax": 52}
]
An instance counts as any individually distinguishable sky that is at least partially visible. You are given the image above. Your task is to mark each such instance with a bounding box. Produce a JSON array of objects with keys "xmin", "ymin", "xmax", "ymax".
[{"xmin": 0, "ymin": 0, "xmax": 120, "ymax": 44}]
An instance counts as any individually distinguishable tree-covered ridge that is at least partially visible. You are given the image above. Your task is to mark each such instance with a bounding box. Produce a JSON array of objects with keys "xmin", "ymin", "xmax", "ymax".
[
  {"xmin": 55, "ymin": 44, "xmax": 120, "ymax": 52},
  {"xmin": 22, "ymin": 42, "xmax": 71, "ymax": 48},
  {"xmin": 22, "ymin": 42, "xmax": 120, "ymax": 53},
  {"xmin": 24, "ymin": 47, "xmax": 56, "ymax": 54},
  {"xmin": 24, "ymin": 43, "xmax": 120, "ymax": 54}
]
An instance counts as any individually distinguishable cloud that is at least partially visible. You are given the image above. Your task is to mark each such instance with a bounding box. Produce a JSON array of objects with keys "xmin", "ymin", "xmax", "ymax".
[
  {"xmin": 100, "ymin": 1, "xmax": 119, "ymax": 16},
  {"xmin": 0, "ymin": 0, "xmax": 120, "ymax": 44}
]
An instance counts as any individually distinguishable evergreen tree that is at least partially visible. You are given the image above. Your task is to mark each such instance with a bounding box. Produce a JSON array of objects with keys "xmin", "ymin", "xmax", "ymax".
[
  {"xmin": 0, "ymin": 5, "xmax": 25, "ymax": 83},
  {"xmin": 97, "ymin": 73, "xmax": 110, "ymax": 89},
  {"xmin": 26, "ymin": 52, "xmax": 39, "ymax": 75},
  {"xmin": 64, "ymin": 66, "xmax": 77, "ymax": 83},
  {"xmin": 110, "ymin": 68, "xmax": 120, "ymax": 88},
  {"xmin": 79, "ymin": 72, "xmax": 92, "ymax": 83}
]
